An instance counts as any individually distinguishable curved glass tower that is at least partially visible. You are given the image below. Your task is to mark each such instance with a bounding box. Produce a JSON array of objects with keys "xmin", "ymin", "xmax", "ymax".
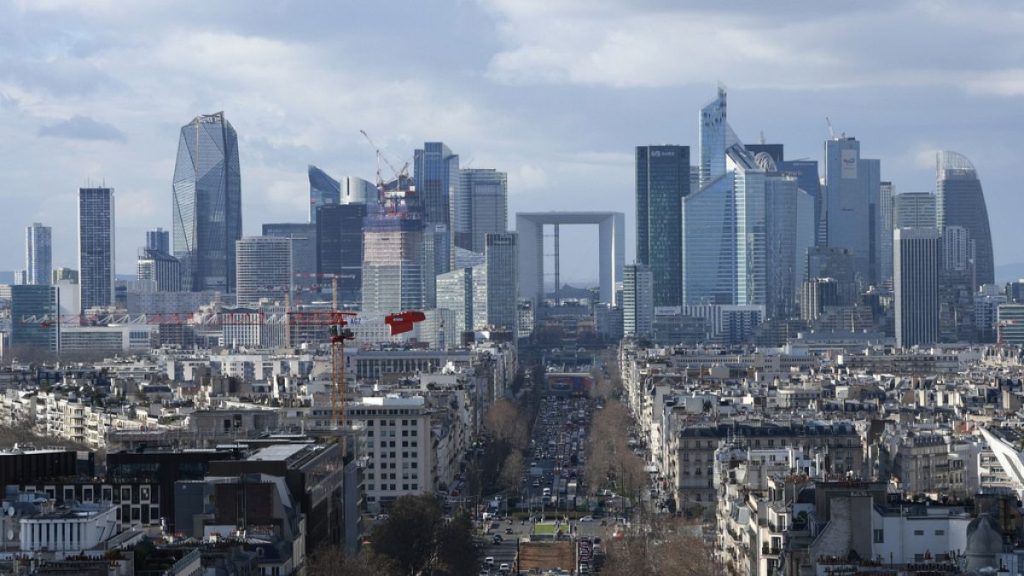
[
  {"xmin": 172, "ymin": 112, "xmax": 241, "ymax": 293},
  {"xmin": 937, "ymin": 151, "xmax": 994, "ymax": 286}
]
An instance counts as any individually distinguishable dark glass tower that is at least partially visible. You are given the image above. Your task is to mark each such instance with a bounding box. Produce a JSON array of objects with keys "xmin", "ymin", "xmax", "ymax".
[
  {"xmin": 414, "ymin": 142, "xmax": 458, "ymax": 273},
  {"xmin": 636, "ymin": 145, "xmax": 689, "ymax": 307},
  {"xmin": 78, "ymin": 187, "xmax": 115, "ymax": 311},
  {"xmin": 937, "ymin": 151, "xmax": 994, "ymax": 286},
  {"xmin": 317, "ymin": 203, "xmax": 367, "ymax": 307},
  {"xmin": 172, "ymin": 112, "xmax": 241, "ymax": 293}
]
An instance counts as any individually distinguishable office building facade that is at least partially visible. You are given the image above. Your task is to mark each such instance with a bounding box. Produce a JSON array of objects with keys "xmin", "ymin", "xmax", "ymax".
[
  {"xmin": 636, "ymin": 145, "xmax": 689, "ymax": 307},
  {"xmin": 263, "ymin": 223, "xmax": 317, "ymax": 305},
  {"xmin": 823, "ymin": 136, "xmax": 881, "ymax": 287},
  {"xmin": 25, "ymin": 222, "xmax": 52, "ymax": 286},
  {"xmin": 316, "ymin": 204, "xmax": 367, "ymax": 307},
  {"xmin": 623, "ymin": 263, "xmax": 653, "ymax": 338},
  {"xmin": 894, "ymin": 227, "xmax": 940, "ymax": 348},
  {"xmin": 893, "ymin": 192, "xmax": 937, "ymax": 229},
  {"xmin": 172, "ymin": 112, "xmax": 242, "ymax": 293},
  {"xmin": 10, "ymin": 284, "xmax": 60, "ymax": 352},
  {"xmin": 78, "ymin": 187, "xmax": 115, "ymax": 311},
  {"xmin": 937, "ymin": 151, "xmax": 994, "ymax": 286},
  {"xmin": 414, "ymin": 142, "xmax": 458, "ymax": 274},
  {"xmin": 308, "ymin": 165, "xmax": 340, "ymax": 223},
  {"xmin": 361, "ymin": 207, "xmax": 426, "ymax": 314},
  {"xmin": 235, "ymin": 237, "xmax": 292, "ymax": 307},
  {"xmin": 145, "ymin": 228, "xmax": 170, "ymax": 254},
  {"xmin": 137, "ymin": 249, "xmax": 183, "ymax": 292},
  {"xmin": 484, "ymin": 232, "xmax": 517, "ymax": 335},
  {"xmin": 457, "ymin": 169, "xmax": 508, "ymax": 254}
]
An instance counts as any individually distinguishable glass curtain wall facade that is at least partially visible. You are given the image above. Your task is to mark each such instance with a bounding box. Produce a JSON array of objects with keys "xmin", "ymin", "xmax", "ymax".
[
  {"xmin": 308, "ymin": 165, "xmax": 341, "ymax": 223},
  {"xmin": 878, "ymin": 182, "xmax": 895, "ymax": 287},
  {"xmin": 635, "ymin": 145, "xmax": 689, "ymax": 307},
  {"xmin": 172, "ymin": 112, "xmax": 241, "ymax": 293},
  {"xmin": 361, "ymin": 209, "xmax": 425, "ymax": 314},
  {"xmin": 316, "ymin": 204, "xmax": 366, "ymax": 308},
  {"xmin": 414, "ymin": 142, "xmax": 458, "ymax": 274},
  {"xmin": 729, "ymin": 147, "xmax": 766, "ymax": 307},
  {"xmin": 78, "ymin": 187, "xmax": 115, "ymax": 311},
  {"xmin": 937, "ymin": 151, "xmax": 994, "ymax": 286},
  {"xmin": 682, "ymin": 174, "xmax": 736, "ymax": 305},
  {"xmin": 764, "ymin": 173, "xmax": 801, "ymax": 319},
  {"xmin": 457, "ymin": 169, "xmax": 508, "ymax": 254},
  {"xmin": 25, "ymin": 222, "xmax": 52, "ymax": 286},
  {"xmin": 484, "ymin": 232, "xmax": 517, "ymax": 335},
  {"xmin": 823, "ymin": 137, "xmax": 880, "ymax": 287},
  {"xmin": 893, "ymin": 192, "xmax": 937, "ymax": 229},
  {"xmin": 10, "ymin": 284, "xmax": 60, "ymax": 352}
]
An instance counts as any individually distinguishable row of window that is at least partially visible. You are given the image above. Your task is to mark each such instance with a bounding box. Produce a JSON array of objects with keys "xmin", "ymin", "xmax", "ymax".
[
  {"xmin": 367, "ymin": 483, "xmax": 419, "ymax": 492},
  {"xmin": 872, "ymin": 528, "xmax": 946, "ymax": 543}
]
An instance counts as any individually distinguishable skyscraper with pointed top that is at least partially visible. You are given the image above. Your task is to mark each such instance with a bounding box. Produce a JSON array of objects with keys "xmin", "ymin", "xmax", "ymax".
[{"xmin": 172, "ymin": 112, "xmax": 241, "ymax": 293}]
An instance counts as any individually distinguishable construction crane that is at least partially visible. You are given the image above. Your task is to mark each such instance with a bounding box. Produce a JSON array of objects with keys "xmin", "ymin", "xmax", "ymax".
[
  {"xmin": 359, "ymin": 129, "xmax": 409, "ymax": 191},
  {"xmin": 287, "ymin": 310, "xmax": 356, "ymax": 433}
]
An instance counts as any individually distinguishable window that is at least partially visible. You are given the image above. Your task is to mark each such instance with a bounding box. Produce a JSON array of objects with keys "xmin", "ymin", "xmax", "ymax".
[
  {"xmin": 913, "ymin": 530, "xmax": 924, "ymax": 536},
  {"xmin": 935, "ymin": 529, "xmax": 945, "ymax": 536},
  {"xmin": 873, "ymin": 529, "xmax": 884, "ymax": 543}
]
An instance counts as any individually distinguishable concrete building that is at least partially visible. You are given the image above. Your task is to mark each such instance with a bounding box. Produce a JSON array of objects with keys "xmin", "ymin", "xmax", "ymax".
[
  {"xmin": 346, "ymin": 395, "xmax": 432, "ymax": 506},
  {"xmin": 894, "ymin": 227, "xmax": 939, "ymax": 348},
  {"xmin": 622, "ymin": 263, "xmax": 653, "ymax": 338},
  {"xmin": 137, "ymin": 248, "xmax": 183, "ymax": 292}
]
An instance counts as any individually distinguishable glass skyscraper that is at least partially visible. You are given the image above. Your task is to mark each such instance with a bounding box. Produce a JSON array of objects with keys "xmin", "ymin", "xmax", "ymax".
[
  {"xmin": 635, "ymin": 145, "xmax": 689, "ymax": 307},
  {"xmin": 308, "ymin": 165, "xmax": 340, "ymax": 223},
  {"xmin": 146, "ymin": 228, "xmax": 170, "ymax": 254},
  {"xmin": 937, "ymin": 151, "xmax": 994, "ymax": 286},
  {"xmin": 484, "ymin": 232, "xmax": 518, "ymax": 335},
  {"xmin": 78, "ymin": 187, "xmax": 115, "ymax": 311},
  {"xmin": 893, "ymin": 192, "xmax": 937, "ymax": 229},
  {"xmin": 172, "ymin": 112, "xmax": 241, "ymax": 293},
  {"xmin": 317, "ymin": 203, "xmax": 367, "ymax": 308},
  {"xmin": 25, "ymin": 222, "xmax": 52, "ymax": 286},
  {"xmin": 457, "ymin": 169, "xmax": 508, "ymax": 254},
  {"xmin": 414, "ymin": 142, "xmax": 458, "ymax": 273},
  {"xmin": 894, "ymin": 227, "xmax": 939, "ymax": 348},
  {"xmin": 823, "ymin": 136, "xmax": 881, "ymax": 286}
]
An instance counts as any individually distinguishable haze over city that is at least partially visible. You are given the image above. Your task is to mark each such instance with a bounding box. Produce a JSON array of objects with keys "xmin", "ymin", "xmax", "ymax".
[{"xmin": 2, "ymin": 0, "xmax": 1023, "ymax": 283}]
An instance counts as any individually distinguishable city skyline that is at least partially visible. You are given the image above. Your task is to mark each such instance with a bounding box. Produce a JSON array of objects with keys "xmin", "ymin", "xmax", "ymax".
[{"xmin": 1, "ymin": 2, "xmax": 1023, "ymax": 284}]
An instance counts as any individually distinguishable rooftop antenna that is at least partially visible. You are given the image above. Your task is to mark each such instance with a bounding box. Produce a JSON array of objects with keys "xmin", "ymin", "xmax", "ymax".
[{"xmin": 759, "ymin": 130, "xmax": 765, "ymax": 145}]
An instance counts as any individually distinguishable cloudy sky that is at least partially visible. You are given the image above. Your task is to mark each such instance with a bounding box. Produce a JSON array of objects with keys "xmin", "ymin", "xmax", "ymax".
[{"xmin": 2, "ymin": 0, "xmax": 1023, "ymax": 283}]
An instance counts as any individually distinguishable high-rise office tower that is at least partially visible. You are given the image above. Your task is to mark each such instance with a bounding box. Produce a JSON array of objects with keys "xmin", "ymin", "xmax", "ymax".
[
  {"xmin": 622, "ymin": 263, "xmax": 654, "ymax": 338},
  {"xmin": 341, "ymin": 176, "xmax": 377, "ymax": 205},
  {"xmin": 317, "ymin": 204, "xmax": 367, "ymax": 308},
  {"xmin": 699, "ymin": 86, "xmax": 736, "ymax": 188},
  {"xmin": 361, "ymin": 195, "xmax": 426, "ymax": 314},
  {"xmin": 823, "ymin": 136, "xmax": 881, "ymax": 287},
  {"xmin": 683, "ymin": 89, "xmax": 739, "ymax": 306},
  {"xmin": 937, "ymin": 151, "xmax": 994, "ymax": 286},
  {"xmin": 764, "ymin": 172, "xmax": 802, "ymax": 319},
  {"xmin": 636, "ymin": 145, "xmax": 689, "ymax": 307},
  {"xmin": 146, "ymin": 228, "xmax": 170, "ymax": 254},
  {"xmin": 941, "ymin": 225, "xmax": 974, "ymax": 275},
  {"xmin": 414, "ymin": 142, "xmax": 458, "ymax": 274},
  {"xmin": 308, "ymin": 165, "xmax": 340, "ymax": 223},
  {"xmin": 436, "ymin": 265, "xmax": 487, "ymax": 337},
  {"xmin": 235, "ymin": 237, "xmax": 292, "ymax": 307},
  {"xmin": 776, "ymin": 158, "xmax": 824, "ymax": 246},
  {"xmin": 484, "ymin": 232, "xmax": 517, "ymax": 335},
  {"xmin": 10, "ymin": 284, "xmax": 60, "ymax": 352},
  {"xmin": 263, "ymin": 223, "xmax": 317, "ymax": 305},
  {"xmin": 25, "ymin": 222, "xmax": 52, "ymax": 286},
  {"xmin": 893, "ymin": 192, "xmax": 937, "ymax": 229},
  {"xmin": 807, "ymin": 247, "xmax": 857, "ymax": 305},
  {"xmin": 894, "ymin": 227, "xmax": 939, "ymax": 348},
  {"xmin": 730, "ymin": 147, "xmax": 766, "ymax": 308},
  {"xmin": 137, "ymin": 248, "xmax": 182, "ymax": 292},
  {"xmin": 78, "ymin": 187, "xmax": 115, "ymax": 311},
  {"xmin": 877, "ymin": 182, "xmax": 894, "ymax": 286},
  {"xmin": 800, "ymin": 277, "xmax": 839, "ymax": 322},
  {"xmin": 172, "ymin": 112, "xmax": 241, "ymax": 293},
  {"xmin": 456, "ymin": 169, "xmax": 508, "ymax": 253}
]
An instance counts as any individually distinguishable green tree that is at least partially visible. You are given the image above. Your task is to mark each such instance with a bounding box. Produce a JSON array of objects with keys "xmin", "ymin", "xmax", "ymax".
[{"xmin": 370, "ymin": 495, "xmax": 442, "ymax": 574}]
